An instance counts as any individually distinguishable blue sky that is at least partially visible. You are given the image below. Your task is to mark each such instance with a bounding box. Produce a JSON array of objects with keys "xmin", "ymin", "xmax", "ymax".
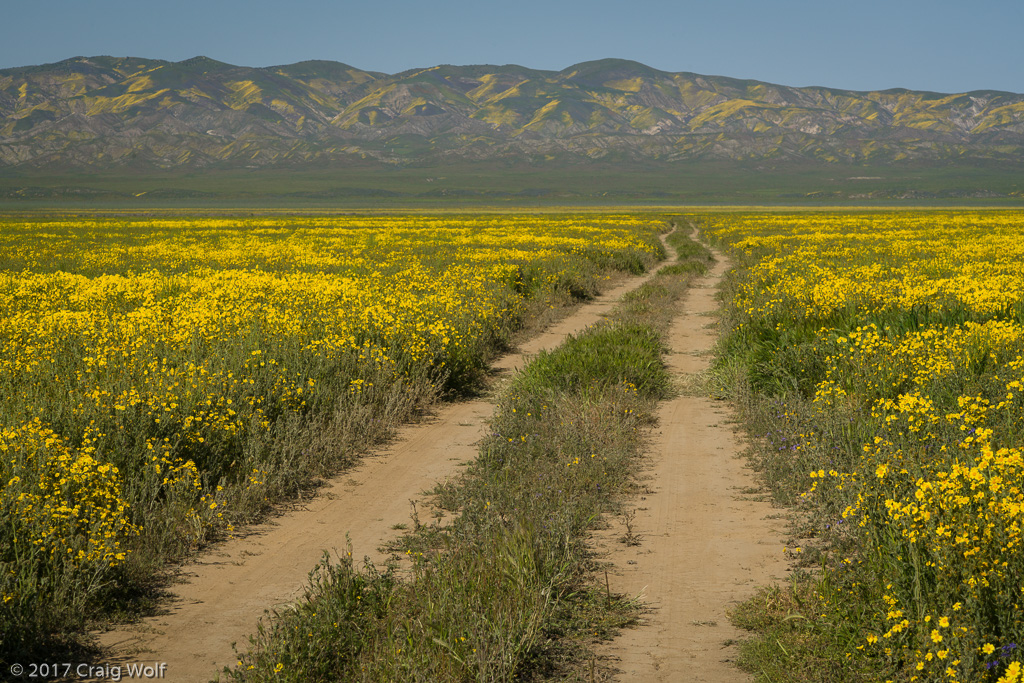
[{"xmin": 4, "ymin": 0, "xmax": 1023, "ymax": 93}]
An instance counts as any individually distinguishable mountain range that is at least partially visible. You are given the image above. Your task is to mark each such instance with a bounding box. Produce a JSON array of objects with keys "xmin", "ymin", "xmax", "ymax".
[{"xmin": 2, "ymin": 56, "xmax": 1023, "ymax": 171}]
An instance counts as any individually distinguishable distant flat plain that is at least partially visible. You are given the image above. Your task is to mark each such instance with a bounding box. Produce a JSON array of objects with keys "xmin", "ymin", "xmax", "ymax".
[{"xmin": 1, "ymin": 161, "xmax": 1021, "ymax": 209}]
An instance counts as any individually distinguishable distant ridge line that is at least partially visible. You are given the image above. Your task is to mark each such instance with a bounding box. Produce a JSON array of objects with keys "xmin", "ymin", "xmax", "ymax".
[{"xmin": 2, "ymin": 56, "xmax": 1023, "ymax": 170}]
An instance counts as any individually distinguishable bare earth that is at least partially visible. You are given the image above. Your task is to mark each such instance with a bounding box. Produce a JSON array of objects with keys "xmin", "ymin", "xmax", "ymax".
[
  {"xmin": 598, "ymin": 242, "xmax": 788, "ymax": 681},
  {"xmin": 93, "ymin": 261, "xmax": 666, "ymax": 683}
]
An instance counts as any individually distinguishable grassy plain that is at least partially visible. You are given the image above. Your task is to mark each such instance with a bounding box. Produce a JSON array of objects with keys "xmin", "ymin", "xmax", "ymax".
[
  {"xmin": 702, "ymin": 210, "xmax": 1024, "ymax": 682},
  {"xmin": 1, "ymin": 162, "xmax": 1022, "ymax": 209},
  {"xmin": 0, "ymin": 212, "xmax": 666, "ymax": 663}
]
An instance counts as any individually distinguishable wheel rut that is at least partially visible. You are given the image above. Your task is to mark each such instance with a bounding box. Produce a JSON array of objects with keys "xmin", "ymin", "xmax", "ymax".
[{"xmin": 597, "ymin": 231, "xmax": 788, "ymax": 681}]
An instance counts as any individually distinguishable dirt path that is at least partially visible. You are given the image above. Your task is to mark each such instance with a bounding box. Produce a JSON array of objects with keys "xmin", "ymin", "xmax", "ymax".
[
  {"xmin": 597, "ymin": 235, "xmax": 788, "ymax": 681},
  {"xmin": 93, "ymin": 252, "xmax": 670, "ymax": 683}
]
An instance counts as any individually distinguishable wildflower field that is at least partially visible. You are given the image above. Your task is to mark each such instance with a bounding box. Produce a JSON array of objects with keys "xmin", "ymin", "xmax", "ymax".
[
  {"xmin": 0, "ymin": 212, "xmax": 664, "ymax": 659},
  {"xmin": 702, "ymin": 210, "xmax": 1024, "ymax": 682}
]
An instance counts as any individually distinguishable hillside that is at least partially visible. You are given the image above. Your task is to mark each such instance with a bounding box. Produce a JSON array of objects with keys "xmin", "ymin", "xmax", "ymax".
[{"xmin": 3, "ymin": 56, "xmax": 1024, "ymax": 171}]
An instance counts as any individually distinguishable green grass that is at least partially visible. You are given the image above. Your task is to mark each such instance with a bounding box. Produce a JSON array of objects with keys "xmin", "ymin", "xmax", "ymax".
[
  {"xmin": 2, "ymin": 161, "xmax": 1022, "ymax": 209},
  {"xmin": 731, "ymin": 580, "xmax": 882, "ymax": 683}
]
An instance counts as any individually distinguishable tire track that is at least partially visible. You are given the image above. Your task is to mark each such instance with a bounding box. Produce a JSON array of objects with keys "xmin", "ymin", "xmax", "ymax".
[{"xmin": 598, "ymin": 230, "xmax": 788, "ymax": 682}]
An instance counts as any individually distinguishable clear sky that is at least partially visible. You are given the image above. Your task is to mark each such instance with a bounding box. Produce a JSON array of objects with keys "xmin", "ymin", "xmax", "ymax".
[{"xmin": 4, "ymin": 0, "xmax": 1023, "ymax": 94}]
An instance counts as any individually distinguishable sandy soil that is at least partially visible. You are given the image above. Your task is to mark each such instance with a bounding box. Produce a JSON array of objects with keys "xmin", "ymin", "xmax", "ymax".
[
  {"xmin": 91, "ymin": 257, "xmax": 667, "ymax": 683},
  {"xmin": 597, "ymin": 240, "xmax": 789, "ymax": 681}
]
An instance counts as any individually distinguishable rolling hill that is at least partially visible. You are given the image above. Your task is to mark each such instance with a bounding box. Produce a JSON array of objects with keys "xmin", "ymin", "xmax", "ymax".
[{"xmin": 3, "ymin": 56, "xmax": 1024, "ymax": 172}]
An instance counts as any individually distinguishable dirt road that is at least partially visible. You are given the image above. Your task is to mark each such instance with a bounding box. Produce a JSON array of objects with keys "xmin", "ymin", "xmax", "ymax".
[
  {"xmin": 598, "ymin": 238, "xmax": 788, "ymax": 681},
  {"xmin": 93, "ymin": 255, "xmax": 668, "ymax": 683},
  {"xmin": 94, "ymin": 230, "xmax": 786, "ymax": 683}
]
